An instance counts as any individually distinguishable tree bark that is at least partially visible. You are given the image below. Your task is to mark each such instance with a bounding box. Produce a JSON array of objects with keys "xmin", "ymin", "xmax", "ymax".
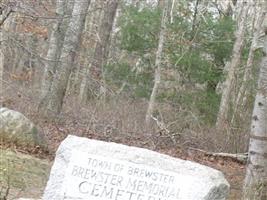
[
  {"xmin": 232, "ymin": 1, "xmax": 265, "ymax": 123},
  {"xmin": 243, "ymin": 4, "xmax": 267, "ymax": 199},
  {"xmin": 190, "ymin": 0, "xmax": 200, "ymax": 40},
  {"xmin": 40, "ymin": 0, "xmax": 74, "ymax": 98},
  {"xmin": 73, "ymin": 0, "xmax": 96, "ymax": 92},
  {"xmin": 169, "ymin": 0, "xmax": 175, "ymax": 24},
  {"xmin": 243, "ymin": 51, "xmax": 267, "ymax": 198},
  {"xmin": 79, "ymin": 0, "xmax": 118, "ymax": 102},
  {"xmin": 0, "ymin": 1, "xmax": 13, "ymax": 106},
  {"xmin": 0, "ymin": 8, "xmax": 3, "ymax": 107},
  {"xmin": 145, "ymin": 0, "xmax": 168, "ymax": 126},
  {"xmin": 216, "ymin": 0, "xmax": 249, "ymax": 129},
  {"xmin": 78, "ymin": 0, "xmax": 104, "ymax": 103},
  {"xmin": 39, "ymin": 0, "xmax": 90, "ymax": 118},
  {"xmin": 91, "ymin": 0, "xmax": 119, "ymax": 96}
]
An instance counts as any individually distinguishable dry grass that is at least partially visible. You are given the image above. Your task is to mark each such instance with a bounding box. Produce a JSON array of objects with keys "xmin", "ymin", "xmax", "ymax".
[{"xmin": 1, "ymin": 73, "xmax": 251, "ymax": 200}]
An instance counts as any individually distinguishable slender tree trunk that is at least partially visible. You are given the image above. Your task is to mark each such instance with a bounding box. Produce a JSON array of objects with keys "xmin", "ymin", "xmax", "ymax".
[
  {"xmin": 40, "ymin": 0, "xmax": 74, "ymax": 98},
  {"xmin": 0, "ymin": 10, "xmax": 3, "ymax": 107},
  {"xmin": 0, "ymin": 1, "xmax": 13, "ymax": 106},
  {"xmin": 39, "ymin": 0, "xmax": 90, "ymax": 118},
  {"xmin": 41, "ymin": 0, "xmax": 65, "ymax": 97},
  {"xmin": 190, "ymin": 0, "xmax": 200, "ymax": 40},
  {"xmin": 0, "ymin": 61, "xmax": 2, "ymax": 108},
  {"xmin": 72, "ymin": 0, "xmax": 97, "ymax": 93},
  {"xmin": 27, "ymin": 34, "xmax": 38, "ymax": 85},
  {"xmin": 79, "ymin": 0, "xmax": 118, "ymax": 102},
  {"xmin": 232, "ymin": 2, "xmax": 265, "ymax": 123},
  {"xmin": 145, "ymin": 0, "xmax": 168, "ymax": 126},
  {"xmin": 91, "ymin": 0, "xmax": 119, "ymax": 97},
  {"xmin": 79, "ymin": 0, "xmax": 103, "ymax": 103},
  {"xmin": 243, "ymin": 11, "xmax": 267, "ymax": 198},
  {"xmin": 169, "ymin": 0, "xmax": 175, "ymax": 24},
  {"xmin": 216, "ymin": 0, "xmax": 249, "ymax": 129},
  {"xmin": 0, "ymin": 50, "xmax": 2, "ymax": 107},
  {"xmin": 2, "ymin": 6, "xmax": 16, "ymax": 72},
  {"xmin": 157, "ymin": 0, "xmax": 164, "ymax": 8}
]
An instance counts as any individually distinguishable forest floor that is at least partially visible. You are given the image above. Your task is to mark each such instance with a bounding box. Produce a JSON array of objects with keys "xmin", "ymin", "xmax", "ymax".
[
  {"xmin": 1, "ymin": 86, "xmax": 245, "ymax": 200},
  {"xmin": 1, "ymin": 118, "xmax": 245, "ymax": 200}
]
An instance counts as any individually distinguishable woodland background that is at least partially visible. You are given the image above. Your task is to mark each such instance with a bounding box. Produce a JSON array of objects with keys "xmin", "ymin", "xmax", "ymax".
[{"xmin": 0, "ymin": 0, "xmax": 267, "ymax": 199}]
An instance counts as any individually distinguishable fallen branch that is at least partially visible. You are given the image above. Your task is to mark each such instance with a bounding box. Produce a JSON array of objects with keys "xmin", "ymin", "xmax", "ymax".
[{"xmin": 189, "ymin": 147, "xmax": 248, "ymax": 163}]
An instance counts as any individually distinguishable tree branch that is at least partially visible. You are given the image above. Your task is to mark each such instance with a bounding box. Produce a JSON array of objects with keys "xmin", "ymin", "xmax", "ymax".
[{"xmin": 0, "ymin": 8, "xmax": 14, "ymax": 27}]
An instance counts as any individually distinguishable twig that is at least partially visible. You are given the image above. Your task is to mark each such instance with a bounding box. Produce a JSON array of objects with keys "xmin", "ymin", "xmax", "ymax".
[{"xmin": 151, "ymin": 115, "xmax": 177, "ymax": 144}]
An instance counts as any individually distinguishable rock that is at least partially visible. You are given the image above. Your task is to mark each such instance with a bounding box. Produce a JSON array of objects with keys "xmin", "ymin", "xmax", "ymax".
[
  {"xmin": 0, "ymin": 107, "xmax": 43, "ymax": 147},
  {"xmin": 43, "ymin": 135, "xmax": 230, "ymax": 200}
]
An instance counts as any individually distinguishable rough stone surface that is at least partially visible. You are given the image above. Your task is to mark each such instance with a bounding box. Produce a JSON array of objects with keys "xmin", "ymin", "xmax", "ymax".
[
  {"xmin": 0, "ymin": 107, "xmax": 43, "ymax": 147},
  {"xmin": 43, "ymin": 135, "xmax": 230, "ymax": 200}
]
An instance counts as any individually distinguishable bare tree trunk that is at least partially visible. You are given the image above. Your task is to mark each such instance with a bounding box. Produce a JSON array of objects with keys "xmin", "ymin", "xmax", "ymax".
[
  {"xmin": 2, "ymin": 5, "xmax": 16, "ymax": 72},
  {"xmin": 243, "ymin": 9, "xmax": 267, "ymax": 198},
  {"xmin": 216, "ymin": 0, "xmax": 249, "ymax": 129},
  {"xmin": 157, "ymin": 0, "xmax": 164, "ymax": 8},
  {"xmin": 190, "ymin": 0, "xmax": 200, "ymax": 40},
  {"xmin": 91, "ymin": 0, "xmax": 119, "ymax": 98},
  {"xmin": 39, "ymin": 0, "xmax": 90, "ymax": 118},
  {"xmin": 232, "ymin": 1, "xmax": 265, "ymax": 123},
  {"xmin": 169, "ymin": 0, "xmax": 175, "ymax": 24},
  {"xmin": 79, "ymin": 0, "xmax": 104, "ymax": 103},
  {"xmin": 72, "ymin": 0, "xmax": 98, "ymax": 93},
  {"xmin": 0, "ymin": 1, "xmax": 14, "ymax": 106},
  {"xmin": 0, "ymin": 10, "xmax": 3, "ymax": 107},
  {"xmin": 0, "ymin": 51, "xmax": 2, "ymax": 107},
  {"xmin": 27, "ymin": 34, "xmax": 38, "ymax": 85},
  {"xmin": 79, "ymin": 0, "xmax": 118, "ymax": 103},
  {"xmin": 40, "ymin": 0, "xmax": 74, "ymax": 98},
  {"xmin": 145, "ymin": 0, "xmax": 168, "ymax": 126}
]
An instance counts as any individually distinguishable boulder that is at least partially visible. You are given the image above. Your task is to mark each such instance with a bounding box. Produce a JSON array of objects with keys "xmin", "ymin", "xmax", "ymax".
[
  {"xmin": 43, "ymin": 135, "xmax": 230, "ymax": 200},
  {"xmin": 0, "ymin": 107, "xmax": 43, "ymax": 147}
]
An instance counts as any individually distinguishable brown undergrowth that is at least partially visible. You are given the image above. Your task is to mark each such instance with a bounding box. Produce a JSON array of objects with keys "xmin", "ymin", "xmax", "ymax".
[{"xmin": 1, "ymin": 77, "xmax": 248, "ymax": 199}]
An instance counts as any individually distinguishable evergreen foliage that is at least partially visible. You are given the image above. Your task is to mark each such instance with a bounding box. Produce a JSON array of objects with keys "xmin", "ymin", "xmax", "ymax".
[{"xmin": 106, "ymin": 3, "xmax": 253, "ymax": 124}]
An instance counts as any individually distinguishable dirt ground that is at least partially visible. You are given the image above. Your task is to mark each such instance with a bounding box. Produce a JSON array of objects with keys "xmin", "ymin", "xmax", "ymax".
[{"xmin": 1, "ymin": 120, "xmax": 245, "ymax": 200}]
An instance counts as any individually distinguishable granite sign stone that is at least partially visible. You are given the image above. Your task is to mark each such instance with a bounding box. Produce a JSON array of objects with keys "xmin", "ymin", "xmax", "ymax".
[{"xmin": 43, "ymin": 135, "xmax": 230, "ymax": 200}]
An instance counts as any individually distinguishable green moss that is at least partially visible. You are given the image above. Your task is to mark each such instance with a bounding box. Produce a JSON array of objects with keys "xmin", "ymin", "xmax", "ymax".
[{"xmin": 0, "ymin": 150, "xmax": 51, "ymax": 199}]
